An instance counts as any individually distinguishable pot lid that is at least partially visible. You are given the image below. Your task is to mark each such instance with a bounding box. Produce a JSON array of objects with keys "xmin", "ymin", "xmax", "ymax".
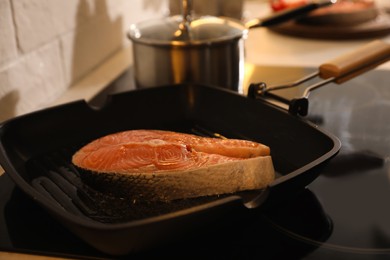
[{"xmin": 128, "ymin": 15, "xmax": 247, "ymax": 46}]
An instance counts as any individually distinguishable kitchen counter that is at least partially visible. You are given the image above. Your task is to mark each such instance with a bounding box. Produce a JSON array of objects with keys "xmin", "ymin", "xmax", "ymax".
[{"xmin": 1, "ymin": 1, "xmax": 390, "ymax": 259}]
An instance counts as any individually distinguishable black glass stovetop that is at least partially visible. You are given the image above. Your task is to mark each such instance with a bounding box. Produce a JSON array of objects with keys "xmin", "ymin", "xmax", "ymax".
[{"xmin": 1, "ymin": 65, "xmax": 390, "ymax": 259}]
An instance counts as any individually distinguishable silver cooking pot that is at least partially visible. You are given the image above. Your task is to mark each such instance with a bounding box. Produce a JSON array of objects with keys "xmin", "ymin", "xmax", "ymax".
[{"xmin": 128, "ymin": 0, "xmax": 334, "ymax": 92}]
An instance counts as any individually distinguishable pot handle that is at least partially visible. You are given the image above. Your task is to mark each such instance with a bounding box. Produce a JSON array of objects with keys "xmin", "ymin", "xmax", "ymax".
[
  {"xmin": 181, "ymin": 0, "xmax": 192, "ymax": 24},
  {"xmin": 245, "ymin": 0, "xmax": 335, "ymax": 29}
]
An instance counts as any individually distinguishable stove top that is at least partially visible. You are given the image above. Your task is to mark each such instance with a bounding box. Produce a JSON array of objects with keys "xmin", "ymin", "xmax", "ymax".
[{"xmin": 1, "ymin": 65, "xmax": 390, "ymax": 259}]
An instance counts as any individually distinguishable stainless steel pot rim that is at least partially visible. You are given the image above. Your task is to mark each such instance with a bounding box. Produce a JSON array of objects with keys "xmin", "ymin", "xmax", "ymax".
[
  {"xmin": 128, "ymin": 15, "xmax": 248, "ymax": 46},
  {"xmin": 128, "ymin": 33, "xmax": 248, "ymax": 47}
]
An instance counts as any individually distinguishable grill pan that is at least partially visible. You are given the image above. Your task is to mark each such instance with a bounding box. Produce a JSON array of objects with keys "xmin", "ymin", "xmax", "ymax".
[{"xmin": 0, "ymin": 83, "xmax": 340, "ymax": 255}]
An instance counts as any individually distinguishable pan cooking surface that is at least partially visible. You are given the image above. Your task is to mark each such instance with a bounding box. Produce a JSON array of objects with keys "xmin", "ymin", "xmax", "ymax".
[{"xmin": 26, "ymin": 127, "xmax": 265, "ymax": 224}]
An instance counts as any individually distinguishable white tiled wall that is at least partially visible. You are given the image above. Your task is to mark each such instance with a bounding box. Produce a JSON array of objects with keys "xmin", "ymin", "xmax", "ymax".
[{"xmin": 0, "ymin": 0, "xmax": 168, "ymax": 123}]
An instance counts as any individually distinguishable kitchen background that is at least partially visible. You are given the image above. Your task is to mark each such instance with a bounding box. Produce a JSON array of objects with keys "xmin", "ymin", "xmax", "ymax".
[
  {"xmin": 0, "ymin": 0, "xmax": 254, "ymax": 123},
  {"xmin": 0, "ymin": 0, "xmax": 389, "ymax": 124}
]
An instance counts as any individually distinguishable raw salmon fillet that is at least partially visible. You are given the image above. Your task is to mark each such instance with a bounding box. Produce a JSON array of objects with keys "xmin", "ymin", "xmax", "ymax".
[{"xmin": 72, "ymin": 129, "xmax": 275, "ymax": 201}]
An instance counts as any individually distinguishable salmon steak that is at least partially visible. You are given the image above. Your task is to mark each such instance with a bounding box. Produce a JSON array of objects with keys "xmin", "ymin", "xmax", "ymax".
[{"xmin": 72, "ymin": 129, "xmax": 275, "ymax": 201}]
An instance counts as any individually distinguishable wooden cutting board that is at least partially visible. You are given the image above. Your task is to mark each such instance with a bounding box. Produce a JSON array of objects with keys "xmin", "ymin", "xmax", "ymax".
[{"xmin": 268, "ymin": 12, "xmax": 390, "ymax": 40}]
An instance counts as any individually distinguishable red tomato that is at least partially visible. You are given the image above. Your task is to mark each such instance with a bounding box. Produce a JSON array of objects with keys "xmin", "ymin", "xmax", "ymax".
[{"xmin": 270, "ymin": 0, "xmax": 308, "ymax": 12}]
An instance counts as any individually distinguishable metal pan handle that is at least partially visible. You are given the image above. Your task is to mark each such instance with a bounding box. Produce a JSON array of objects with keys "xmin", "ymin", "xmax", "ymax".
[{"xmin": 248, "ymin": 40, "xmax": 390, "ymax": 116}]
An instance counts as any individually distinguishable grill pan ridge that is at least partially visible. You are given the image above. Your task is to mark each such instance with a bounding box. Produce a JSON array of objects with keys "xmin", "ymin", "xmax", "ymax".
[{"xmin": 0, "ymin": 84, "xmax": 340, "ymax": 255}]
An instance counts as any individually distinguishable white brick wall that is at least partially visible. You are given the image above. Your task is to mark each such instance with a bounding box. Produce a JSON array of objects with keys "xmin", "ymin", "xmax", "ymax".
[
  {"xmin": 0, "ymin": 0, "xmax": 168, "ymax": 123},
  {"xmin": 0, "ymin": 0, "xmax": 17, "ymax": 67}
]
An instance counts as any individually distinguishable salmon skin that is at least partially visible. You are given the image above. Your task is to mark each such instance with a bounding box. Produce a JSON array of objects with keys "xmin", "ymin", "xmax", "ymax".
[{"xmin": 72, "ymin": 129, "xmax": 275, "ymax": 201}]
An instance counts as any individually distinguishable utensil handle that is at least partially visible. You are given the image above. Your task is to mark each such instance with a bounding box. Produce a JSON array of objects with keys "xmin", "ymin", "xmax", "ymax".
[{"xmin": 319, "ymin": 40, "xmax": 390, "ymax": 84}]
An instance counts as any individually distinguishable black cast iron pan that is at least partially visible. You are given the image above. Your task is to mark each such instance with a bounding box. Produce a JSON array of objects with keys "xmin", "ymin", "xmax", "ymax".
[{"xmin": 0, "ymin": 82, "xmax": 339, "ymax": 255}]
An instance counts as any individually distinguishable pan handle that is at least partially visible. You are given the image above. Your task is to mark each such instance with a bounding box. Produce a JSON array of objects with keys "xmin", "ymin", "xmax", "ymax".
[
  {"xmin": 248, "ymin": 40, "xmax": 390, "ymax": 116},
  {"xmin": 319, "ymin": 40, "xmax": 390, "ymax": 84},
  {"xmin": 300, "ymin": 40, "xmax": 390, "ymax": 99}
]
